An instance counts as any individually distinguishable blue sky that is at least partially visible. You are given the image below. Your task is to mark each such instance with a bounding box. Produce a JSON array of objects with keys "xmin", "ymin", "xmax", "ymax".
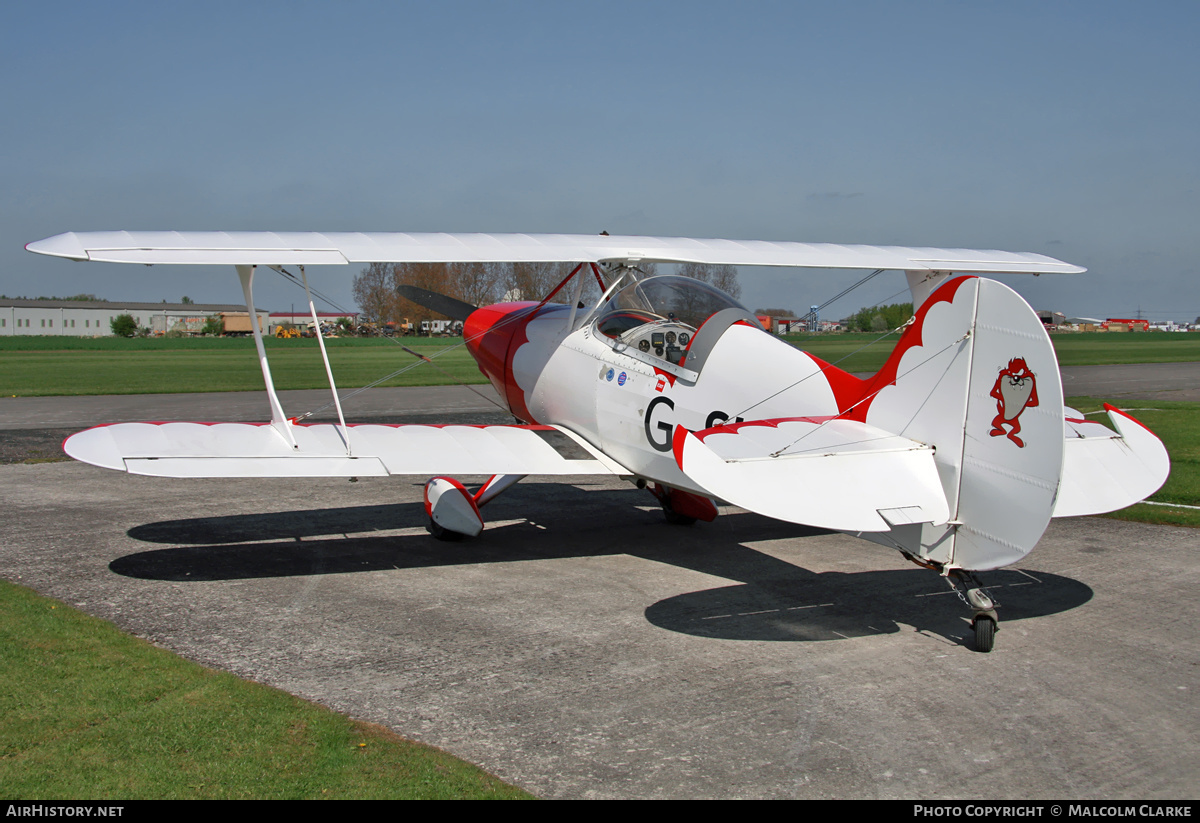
[{"xmin": 4, "ymin": 1, "xmax": 1198, "ymax": 321}]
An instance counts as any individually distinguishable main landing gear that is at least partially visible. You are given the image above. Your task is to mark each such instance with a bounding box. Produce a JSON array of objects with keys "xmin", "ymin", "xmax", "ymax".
[
  {"xmin": 646, "ymin": 482, "xmax": 719, "ymax": 526},
  {"xmin": 424, "ymin": 474, "xmax": 525, "ymax": 541}
]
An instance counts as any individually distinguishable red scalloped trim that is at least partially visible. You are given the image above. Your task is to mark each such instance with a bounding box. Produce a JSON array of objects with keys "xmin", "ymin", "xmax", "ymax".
[{"xmin": 843, "ymin": 276, "xmax": 975, "ymax": 422}]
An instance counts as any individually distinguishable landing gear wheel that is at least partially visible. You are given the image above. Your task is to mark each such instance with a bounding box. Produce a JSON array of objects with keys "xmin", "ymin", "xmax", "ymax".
[
  {"xmin": 649, "ymin": 483, "xmax": 713, "ymax": 526},
  {"xmin": 427, "ymin": 518, "xmax": 466, "ymax": 542},
  {"xmin": 663, "ymin": 506, "xmax": 697, "ymax": 526},
  {"xmin": 973, "ymin": 616, "xmax": 996, "ymax": 653}
]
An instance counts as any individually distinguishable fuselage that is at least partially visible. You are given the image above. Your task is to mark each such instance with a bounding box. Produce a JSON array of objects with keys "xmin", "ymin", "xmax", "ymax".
[{"xmin": 462, "ymin": 286, "xmax": 864, "ymax": 491}]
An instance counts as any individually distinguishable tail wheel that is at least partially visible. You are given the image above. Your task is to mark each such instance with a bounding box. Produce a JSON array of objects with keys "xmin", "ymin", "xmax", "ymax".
[{"xmin": 973, "ymin": 616, "xmax": 996, "ymax": 653}]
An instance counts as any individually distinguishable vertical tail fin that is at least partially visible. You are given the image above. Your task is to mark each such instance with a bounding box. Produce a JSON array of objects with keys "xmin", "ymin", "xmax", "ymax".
[{"xmin": 850, "ymin": 276, "xmax": 1065, "ymax": 571}]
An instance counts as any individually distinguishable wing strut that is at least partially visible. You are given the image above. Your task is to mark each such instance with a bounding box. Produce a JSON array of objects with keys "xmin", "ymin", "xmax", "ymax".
[
  {"xmin": 296, "ymin": 265, "xmax": 350, "ymax": 454},
  {"xmin": 236, "ymin": 265, "xmax": 297, "ymax": 450}
]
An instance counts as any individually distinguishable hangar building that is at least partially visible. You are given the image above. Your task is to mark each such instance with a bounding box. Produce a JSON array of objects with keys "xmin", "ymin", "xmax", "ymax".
[{"xmin": 0, "ymin": 299, "xmax": 269, "ymax": 336}]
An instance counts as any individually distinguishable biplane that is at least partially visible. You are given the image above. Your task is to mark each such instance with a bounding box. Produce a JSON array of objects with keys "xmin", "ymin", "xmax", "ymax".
[{"xmin": 26, "ymin": 231, "xmax": 1170, "ymax": 651}]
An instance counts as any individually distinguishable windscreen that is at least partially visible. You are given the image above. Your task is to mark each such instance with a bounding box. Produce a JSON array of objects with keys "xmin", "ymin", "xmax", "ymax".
[{"xmin": 595, "ymin": 275, "xmax": 748, "ymax": 337}]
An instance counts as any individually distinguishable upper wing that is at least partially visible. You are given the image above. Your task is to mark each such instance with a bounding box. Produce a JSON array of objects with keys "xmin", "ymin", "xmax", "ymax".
[
  {"xmin": 64, "ymin": 422, "xmax": 628, "ymax": 478},
  {"xmin": 26, "ymin": 231, "xmax": 1085, "ymax": 274},
  {"xmin": 672, "ymin": 418, "xmax": 950, "ymax": 532}
]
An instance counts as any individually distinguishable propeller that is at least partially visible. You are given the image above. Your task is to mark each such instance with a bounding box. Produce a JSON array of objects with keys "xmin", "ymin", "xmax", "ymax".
[{"xmin": 396, "ymin": 285, "xmax": 478, "ymax": 322}]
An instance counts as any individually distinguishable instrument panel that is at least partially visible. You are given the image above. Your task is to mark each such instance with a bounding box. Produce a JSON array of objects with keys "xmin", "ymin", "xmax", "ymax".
[{"xmin": 623, "ymin": 322, "xmax": 693, "ymax": 365}]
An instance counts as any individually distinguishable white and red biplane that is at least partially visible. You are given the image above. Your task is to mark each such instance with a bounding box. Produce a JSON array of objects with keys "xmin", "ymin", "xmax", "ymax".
[{"xmin": 26, "ymin": 231, "xmax": 1170, "ymax": 651}]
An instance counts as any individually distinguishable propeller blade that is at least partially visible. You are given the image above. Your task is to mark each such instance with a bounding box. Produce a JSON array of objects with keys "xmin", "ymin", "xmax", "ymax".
[{"xmin": 396, "ymin": 285, "xmax": 478, "ymax": 322}]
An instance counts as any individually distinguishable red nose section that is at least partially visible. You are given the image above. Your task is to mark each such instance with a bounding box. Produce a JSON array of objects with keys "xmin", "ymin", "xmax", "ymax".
[{"xmin": 463, "ymin": 302, "xmax": 540, "ymax": 422}]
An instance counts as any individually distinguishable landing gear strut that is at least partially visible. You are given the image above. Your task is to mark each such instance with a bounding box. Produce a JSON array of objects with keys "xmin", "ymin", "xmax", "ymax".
[{"xmin": 948, "ymin": 570, "xmax": 999, "ymax": 653}]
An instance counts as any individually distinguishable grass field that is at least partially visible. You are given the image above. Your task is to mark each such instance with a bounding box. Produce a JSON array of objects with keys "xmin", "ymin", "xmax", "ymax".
[
  {"xmin": 0, "ymin": 337, "xmax": 479, "ymax": 397},
  {"xmin": 0, "ymin": 580, "xmax": 532, "ymax": 800},
  {"xmin": 782, "ymin": 330, "xmax": 1200, "ymax": 373},
  {"xmin": 2, "ymin": 331, "xmax": 1198, "ymax": 397}
]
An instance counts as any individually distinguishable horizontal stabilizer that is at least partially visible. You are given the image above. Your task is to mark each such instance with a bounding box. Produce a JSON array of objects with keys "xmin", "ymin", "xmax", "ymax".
[
  {"xmin": 673, "ymin": 418, "xmax": 949, "ymax": 532},
  {"xmin": 1052, "ymin": 406, "xmax": 1170, "ymax": 517},
  {"xmin": 64, "ymin": 422, "xmax": 627, "ymax": 479}
]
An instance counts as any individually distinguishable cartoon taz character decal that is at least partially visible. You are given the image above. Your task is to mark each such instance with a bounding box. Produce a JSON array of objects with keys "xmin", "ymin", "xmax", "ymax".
[{"xmin": 989, "ymin": 357, "xmax": 1039, "ymax": 448}]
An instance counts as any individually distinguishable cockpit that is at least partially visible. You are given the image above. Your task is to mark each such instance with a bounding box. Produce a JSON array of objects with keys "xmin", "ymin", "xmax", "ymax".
[{"xmin": 594, "ymin": 275, "xmax": 756, "ymax": 367}]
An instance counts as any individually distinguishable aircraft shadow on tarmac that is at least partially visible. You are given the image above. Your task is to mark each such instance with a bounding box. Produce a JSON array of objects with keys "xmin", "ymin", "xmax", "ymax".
[{"xmin": 114, "ymin": 482, "xmax": 1093, "ymax": 648}]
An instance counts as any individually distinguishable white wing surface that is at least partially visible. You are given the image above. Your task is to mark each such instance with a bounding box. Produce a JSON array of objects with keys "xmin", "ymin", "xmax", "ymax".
[
  {"xmin": 26, "ymin": 231, "xmax": 1085, "ymax": 273},
  {"xmin": 673, "ymin": 418, "xmax": 950, "ymax": 532},
  {"xmin": 1052, "ymin": 406, "xmax": 1170, "ymax": 517},
  {"xmin": 64, "ymin": 422, "xmax": 628, "ymax": 479}
]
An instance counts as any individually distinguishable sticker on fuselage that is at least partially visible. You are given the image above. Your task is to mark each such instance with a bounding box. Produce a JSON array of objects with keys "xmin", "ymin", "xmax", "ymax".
[
  {"xmin": 606, "ymin": 368, "xmax": 614, "ymax": 382},
  {"xmin": 618, "ymin": 371, "xmax": 627, "ymax": 386}
]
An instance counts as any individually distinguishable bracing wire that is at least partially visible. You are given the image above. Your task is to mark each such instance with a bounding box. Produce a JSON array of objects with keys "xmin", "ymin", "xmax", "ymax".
[
  {"xmin": 732, "ymin": 321, "xmax": 909, "ymax": 420},
  {"xmin": 731, "ymin": 280, "xmax": 916, "ymax": 421},
  {"xmin": 767, "ymin": 329, "xmax": 971, "ymax": 458}
]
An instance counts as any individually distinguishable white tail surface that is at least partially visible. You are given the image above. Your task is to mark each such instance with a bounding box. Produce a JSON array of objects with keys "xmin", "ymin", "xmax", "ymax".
[
  {"xmin": 856, "ymin": 277, "xmax": 1065, "ymax": 571},
  {"xmin": 672, "ymin": 419, "xmax": 949, "ymax": 533},
  {"xmin": 1053, "ymin": 405, "xmax": 1170, "ymax": 517}
]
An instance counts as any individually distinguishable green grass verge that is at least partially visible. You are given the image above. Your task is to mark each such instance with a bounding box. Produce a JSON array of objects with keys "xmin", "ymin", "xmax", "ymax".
[
  {"xmin": 1050, "ymin": 331, "xmax": 1200, "ymax": 366},
  {"xmin": 3, "ymin": 331, "xmax": 1198, "ymax": 397},
  {"xmin": 782, "ymin": 330, "xmax": 1200, "ymax": 374},
  {"xmin": 0, "ymin": 580, "xmax": 532, "ymax": 800},
  {"xmin": 0, "ymin": 337, "xmax": 483, "ymax": 396},
  {"xmin": 1065, "ymin": 397, "xmax": 1200, "ymax": 528}
]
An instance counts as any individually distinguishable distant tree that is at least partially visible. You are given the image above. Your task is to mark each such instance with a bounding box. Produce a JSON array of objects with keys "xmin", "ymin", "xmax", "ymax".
[
  {"xmin": 351, "ymin": 259, "xmax": 618, "ymax": 327},
  {"xmin": 11, "ymin": 293, "xmax": 103, "ymax": 301},
  {"xmin": 336, "ymin": 317, "xmax": 352, "ymax": 333},
  {"xmin": 452, "ymin": 261, "xmax": 502, "ymax": 309},
  {"xmin": 393, "ymin": 262, "xmax": 459, "ymax": 330},
  {"xmin": 502, "ymin": 261, "xmax": 578, "ymax": 302},
  {"xmin": 110, "ymin": 314, "xmax": 138, "ymax": 337},
  {"xmin": 202, "ymin": 315, "xmax": 224, "ymax": 336},
  {"xmin": 755, "ymin": 307, "xmax": 794, "ymax": 317},
  {"xmin": 352, "ymin": 262, "xmax": 398, "ymax": 325},
  {"xmin": 852, "ymin": 302, "xmax": 913, "ymax": 332},
  {"xmin": 678, "ymin": 262, "xmax": 742, "ymax": 299},
  {"xmin": 181, "ymin": 296, "xmax": 193, "ymax": 304},
  {"xmin": 349, "ymin": 261, "xmax": 476, "ymax": 331}
]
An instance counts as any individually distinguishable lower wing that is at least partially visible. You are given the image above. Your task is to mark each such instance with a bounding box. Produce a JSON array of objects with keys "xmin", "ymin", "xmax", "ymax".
[{"xmin": 64, "ymin": 422, "xmax": 628, "ymax": 478}]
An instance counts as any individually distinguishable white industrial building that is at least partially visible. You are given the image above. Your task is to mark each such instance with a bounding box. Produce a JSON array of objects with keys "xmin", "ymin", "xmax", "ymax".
[{"xmin": 0, "ymin": 299, "xmax": 269, "ymax": 336}]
